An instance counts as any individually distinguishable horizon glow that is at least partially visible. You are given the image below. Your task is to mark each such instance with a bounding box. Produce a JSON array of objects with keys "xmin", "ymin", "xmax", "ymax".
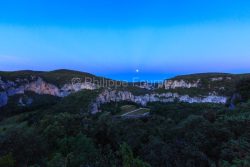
[{"xmin": 0, "ymin": 0, "xmax": 250, "ymax": 81}]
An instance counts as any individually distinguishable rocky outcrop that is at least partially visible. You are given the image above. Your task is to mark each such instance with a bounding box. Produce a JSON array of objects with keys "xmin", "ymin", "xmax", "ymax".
[
  {"xmin": 178, "ymin": 95, "xmax": 227, "ymax": 103},
  {"xmin": 25, "ymin": 78, "xmax": 61, "ymax": 96},
  {"xmin": 90, "ymin": 90, "xmax": 227, "ymax": 113},
  {"xmin": 210, "ymin": 77, "xmax": 232, "ymax": 81},
  {"xmin": 0, "ymin": 75, "xmax": 229, "ymax": 110},
  {"xmin": 60, "ymin": 82, "xmax": 96, "ymax": 96},
  {"xmin": 24, "ymin": 77, "xmax": 97, "ymax": 97},
  {"xmin": 0, "ymin": 77, "xmax": 97, "ymax": 107},
  {"xmin": 0, "ymin": 92, "xmax": 8, "ymax": 107},
  {"xmin": 7, "ymin": 87, "xmax": 25, "ymax": 96},
  {"xmin": 211, "ymin": 77, "xmax": 223, "ymax": 81},
  {"xmin": 164, "ymin": 79, "xmax": 200, "ymax": 89},
  {"xmin": 0, "ymin": 77, "xmax": 16, "ymax": 90}
]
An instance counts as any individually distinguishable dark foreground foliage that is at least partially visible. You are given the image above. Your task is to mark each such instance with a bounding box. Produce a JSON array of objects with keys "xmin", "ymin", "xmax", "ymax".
[{"xmin": 0, "ymin": 91, "xmax": 250, "ymax": 166}]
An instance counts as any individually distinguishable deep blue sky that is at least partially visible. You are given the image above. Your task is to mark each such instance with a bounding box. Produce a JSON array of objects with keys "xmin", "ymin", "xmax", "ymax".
[{"xmin": 0, "ymin": 0, "xmax": 250, "ymax": 81}]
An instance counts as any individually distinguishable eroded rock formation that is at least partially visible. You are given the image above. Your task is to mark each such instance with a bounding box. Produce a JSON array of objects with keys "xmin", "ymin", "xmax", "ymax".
[
  {"xmin": 164, "ymin": 79, "xmax": 200, "ymax": 89},
  {"xmin": 90, "ymin": 90, "xmax": 227, "ymax": 113},
  {"xmin": 0, "ymin": 75, "xmax": 229, "ymax": 111},
  {"xmin": 25, "ymin": 78, "xmax": 61, "ymax": 96},
  {"xmin": 0, "ymin": 77, "xmax": 97, "ymax": 107}
]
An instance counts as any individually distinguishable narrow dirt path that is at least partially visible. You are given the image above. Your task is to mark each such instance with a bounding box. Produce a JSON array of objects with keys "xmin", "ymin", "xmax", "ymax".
[{"xmin": 121, "ymin": 108, "xmax": 142, "ymax": 116}]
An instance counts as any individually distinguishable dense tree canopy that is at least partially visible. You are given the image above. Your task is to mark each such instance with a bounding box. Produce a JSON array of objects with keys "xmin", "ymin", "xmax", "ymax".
[{"xmin": 0, "ymin": 86, "xmax": 250, "ymax": 167}]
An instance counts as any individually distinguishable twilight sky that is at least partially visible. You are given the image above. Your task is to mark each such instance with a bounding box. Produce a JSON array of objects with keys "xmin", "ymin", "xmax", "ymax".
[{"xmin": 0, "ymin": 0, "xmax": 250, "ymax": 81}]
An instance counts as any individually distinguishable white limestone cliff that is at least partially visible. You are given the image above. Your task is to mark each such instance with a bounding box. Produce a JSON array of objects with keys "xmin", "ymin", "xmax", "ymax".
[
  {"xmin": 90, "ymin": 90, "xmax": 227, "ymax": 114},
  {"xmin": 210, "ymin": 77, "xmax": 232, "ymax": 81},
  {"xmin": 0, "ymin": 76, "xmax": 228, "ymax": 111},
  {"xmin": 164, "ymin": 79, "xmax": 200, "ymax": 89},
  {"xmin": 25, "ymin": 78, "xmax": 61, "ymax": 96},
  {"xmin": 0, "ymin": 77, "xmax": 97, "ymax": 107}
]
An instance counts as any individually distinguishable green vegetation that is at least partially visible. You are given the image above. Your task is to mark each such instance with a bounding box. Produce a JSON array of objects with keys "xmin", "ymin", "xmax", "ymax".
[
  {"xmin": 0, "ymin": 153, "xmax": 15, "ymax": 167},
  {"xmin": 1, "ymin": 92, "xmax": 60, "ymax": 119},
  {"xmin": 117, "ymin": 86, "xmax": 152, "ymax": 96},
  {"xmin": 235, "ymin": 78, "xmax": 250, "ymax": 102},
  {"xmin": 155, "ymin": 87, "xmax": 212, "ymax": 96},
  {"xmin": 100, "ymin": 104, "xmax": 150, "ymax": 117},
  {"xmin": 1, "ymin": 95, "xmax": 250, "ymax": 167},
  {"xmin": 52, "ymin": 89, "xmax": 100, "ymax": 114},
  {"xmin": 1, "ymin": 73, "xmax": 250, "ymax": 166},
  {"xmin": 120, "ymin": 143, "xmax": 151, "ymax": 167},
  {"xmin": 124, "ymin": 108, "xmax": 150, "ymax": 116},
  {"xmin": 0, "ymin": 69, "xmax": 113, "ymax": 87},
  {"xmin": 0, "ymin": 70, "xmax": 44, "ymax": 81},
  {"xmin": 163, "ymin": 73, "xmax": 250, "ymax": 96},
  {"xmin": 120, "ymin": 105, "xmax": 138, "ymax": 115},
  {"xmin": 100, "ymin": 102, "xmax": 140, "ymax": 115}
]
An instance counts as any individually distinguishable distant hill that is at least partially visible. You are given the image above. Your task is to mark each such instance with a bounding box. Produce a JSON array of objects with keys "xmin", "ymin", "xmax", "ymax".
[
  {"xmin": 0, "ymin": 69, "xmax": 112, "ymax": 87},
  {"xmin": 161, "ymin": 73, "xmax": 250, "ymax": 96},
  {"xmin": 1, "ymin": 70, "xmax": 250, "ymax": 115},
  {"xmin": 168, "ymin": 72, "xmax": 250, "ymax": 81}
]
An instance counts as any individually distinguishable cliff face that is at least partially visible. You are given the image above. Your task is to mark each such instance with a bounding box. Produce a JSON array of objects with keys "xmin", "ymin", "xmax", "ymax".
[
  {"xmin": 164, "ymin": 79, "xmax": 200, "ymax": 89},
  {"xmin": 210, "ymin": 77, "xmax": 232, "ymax": 81},
  {"xmin": 0, "ymin": 72, "xmax": 241, "ymax": 111},
  {"xmin": 90, "ymin": 90, "xmax": 227, "ymax": 113},
  {"xmin": 25, "ymin": 78, "xmax": 61, "ymax": 96},
  {"xmin": 162, "ymin": 75, "xmax": 242, "ymax": 99},
  {"xmin": 0, "ymin": 77, "xmax": 97, "ymax": 107},
  {"xmin": 60, "ymin": 82, "xmax": 97, "ymax": 96}
]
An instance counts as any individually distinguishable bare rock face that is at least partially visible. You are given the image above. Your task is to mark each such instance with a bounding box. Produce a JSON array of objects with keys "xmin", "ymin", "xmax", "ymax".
[
  {"xmin": 25, "ymin": 77, "xmax": 97, "ymax": 97},
  {"xmin": 0, "ymin": 76, "xmax": 99, "ymax": 108},
  {"xmin": 211, "ymin": 77, "xmax": 224, "ymax": 81},
  {"xmin": 178, "ymin": 95, "xmax": 227, "ymax": 103},
  {"xmin": 60, "ymin": 82, "xmax": 96, "ymax": 96},
  {"xmin": 89, "ymin": 103, "xmax": 99, "ymax": 114},
  {"xmin": 7, "ymin": 87, "xmax": 25, "ymax": 96},
  {"xmin": 210, "ymin": 77, "xmax": 232, "ymax": 81},
  {"xmin": 0, "ymin": 75, "xmax": 228, "ymax": 110},
  {"xmin": 0, "ymin": 92, "xmax": 8, "ymax": 107},
  {"xmin": 25, "ymin": 78, "xmax": 61, "ymax": 96},
  {"xmin": 164, "ymin": 79, "xmax": 200, "ymax": 89},
  {"xmin": 90, "ymin": 90, "xmax": 227, "ymax": 113},
  {"xmin": 0, "ymin": 77, "xmax": 16, "ymax": 90}
]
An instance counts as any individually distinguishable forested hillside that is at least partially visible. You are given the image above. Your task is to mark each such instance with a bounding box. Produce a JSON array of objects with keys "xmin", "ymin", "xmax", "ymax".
[{"xmin": 0, "ymin": 72, "xmax": 250, "ymax": 167}]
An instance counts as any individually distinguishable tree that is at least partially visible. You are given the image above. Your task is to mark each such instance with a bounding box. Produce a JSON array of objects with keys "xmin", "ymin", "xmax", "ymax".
[
  {"xmin": 47, "ymin": 153, "xmax": 65, "ymax": 167},
  {"xmin": 0, "ymin": 153, "xmax": 15, "ymax": 167},
  {"xmin": 236, "ymin": 78, "xmax": 250, "ymax": 102},
  {"xmin": 58, "ymin": 133, "xmax": 99, "ymax": 167},
  {"xmin": 120, "ymin": 143, "xmax": 151, "ymax": 167}
]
